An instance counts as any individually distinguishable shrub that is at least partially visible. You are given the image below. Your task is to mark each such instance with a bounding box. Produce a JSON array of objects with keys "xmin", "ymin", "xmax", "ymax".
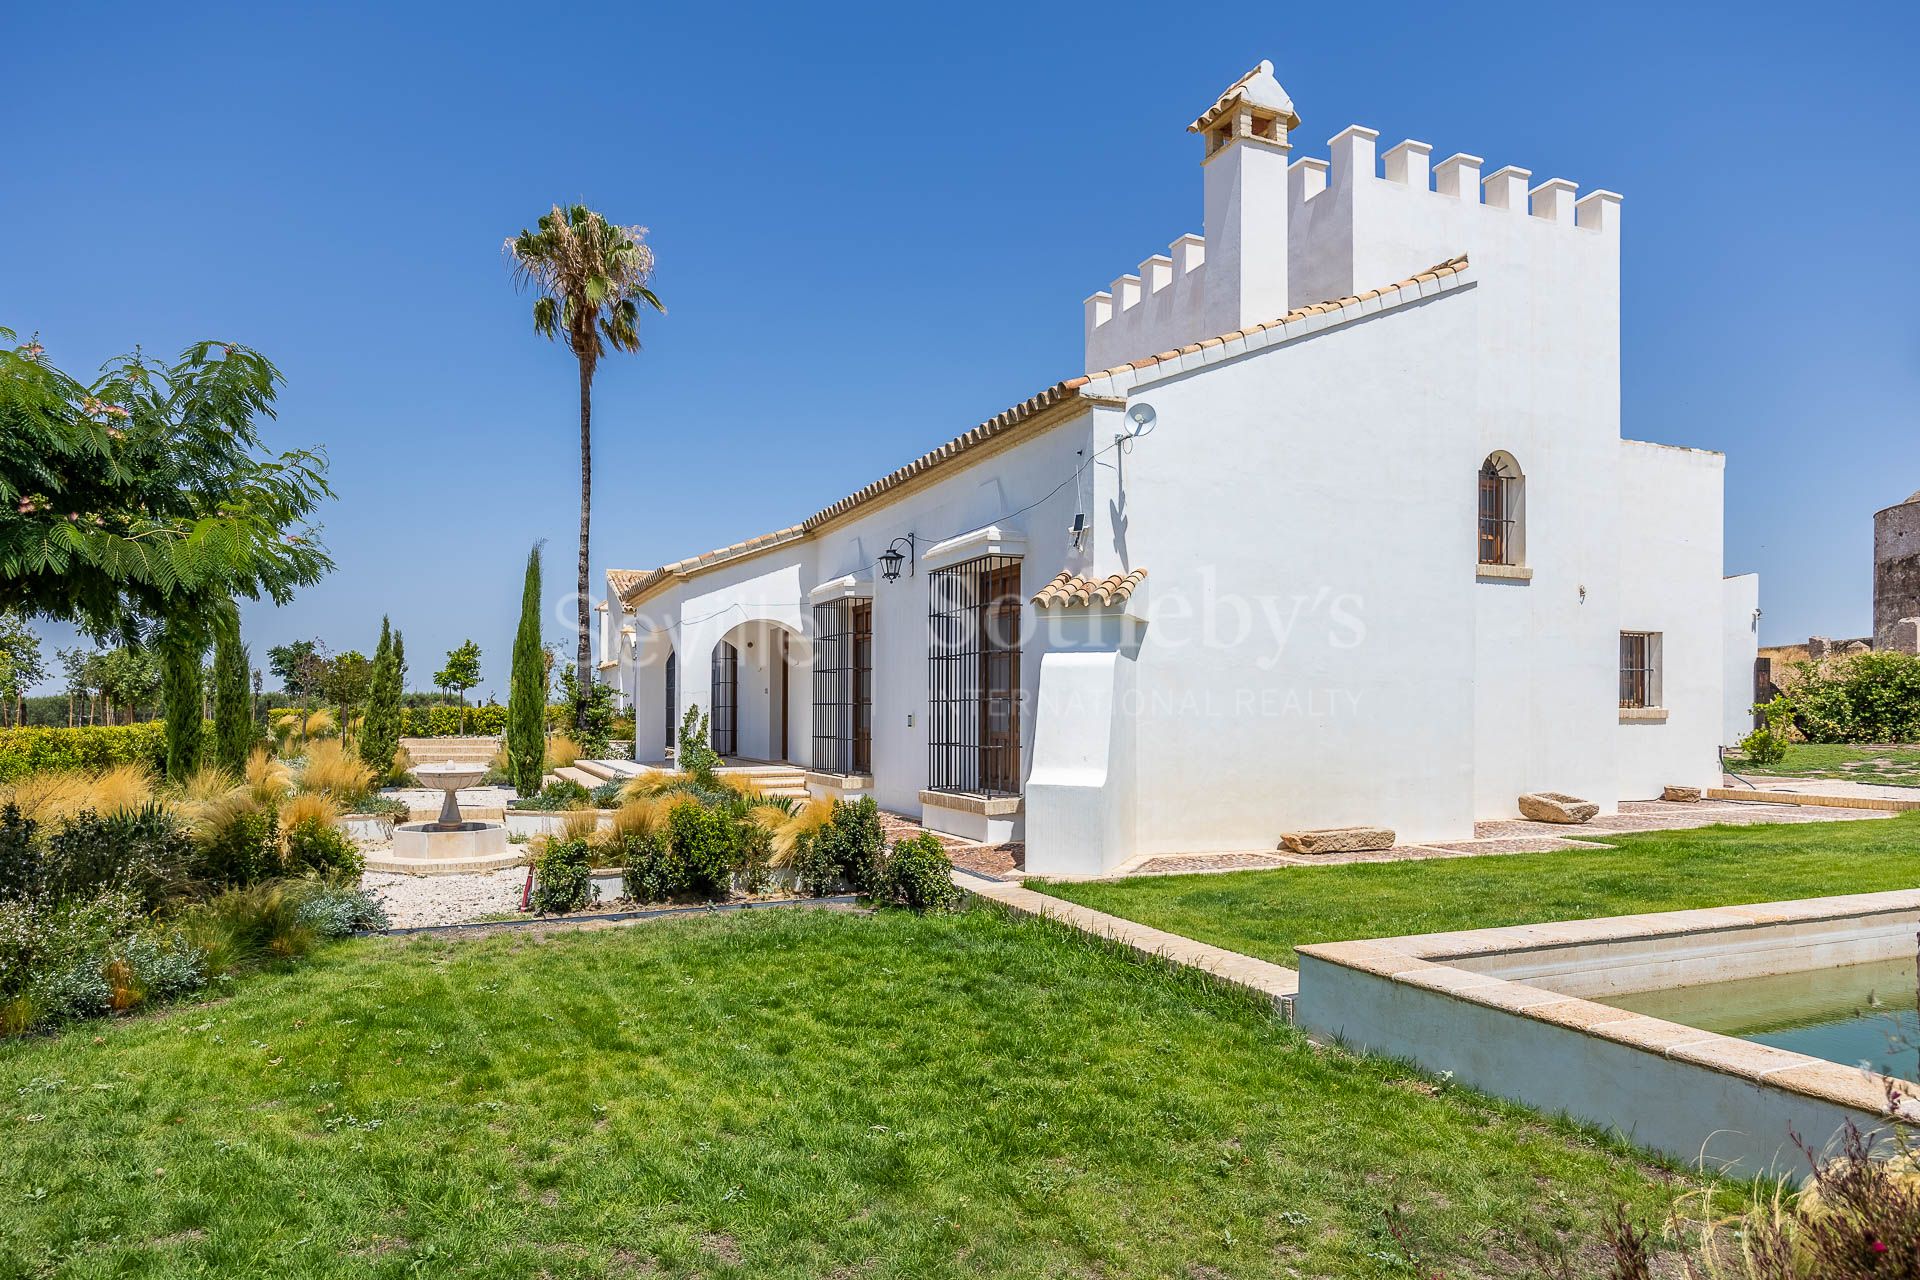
[
  {"xmin": 590, "ymin": 779, "xmax": 626, "ymax": 808},
  {"xmin": 508, "ymin": 779, "xmax": 593, "ymax": 811},
  {"xmin": 613, "ymin": 831, "xmax": 670, "ymax": 902},
  {"xmin": 544, "ymin": 735, "xmax": 581, "ymax": 770},
  {"xmin": 532, "ymin": 838, "xmax": 596, "ymax": 915},
  {"xmin": 294, "ymin": 884, "xmax": 388, "ymax": 937},
  {"xmin": 192, "ymin": 799, "xmax": 280, "ymax": 888},
  {"xmin": 399, "ymin": 703, "xmax": 511, "ymax": 737},
  {"xmin": 1785, "ymin": 650, "xmax": 1920, "ymax": 744},
  {"xmin": 0, "ymin": 724, "xmax": 167, "ymax": 784},
  {"xmin": 105, "ymin": 932, "xmax": 206, "ymax": 1009},
  {"xmin": 42, "ymin": 804, "xmax": 196, "ymax": 910},
  {"xmin": 877, "ymin": 832, "xmax": 960, "ymax": 914},
  {"xmin": 797, "ymin": 797, "xmax": 887, "ymax": 897},
  {"xmin": 1738, "ymin": 694, "xmax": 1795, "ymax": 767},
  {"xmin": 676, "ymin": 705, "xmax": 721, "ymax": 780},
  {"xmin": 735, "ymin": 819, "xmax": 773, "ymax": 895},
  {"xmin": 0, "ymin": 889, "xmax": 143, "ymax": 1031},
  {"xmin": 665, "ymin": 800, "xmax": 737, "ymax": 900},
  {"xmin": 285, "ymin": 816, "xmax": 364, "ymax": 879},
  {"xmin": 179, "ymin": 880, "xmax": 315, "ymax": 970}
]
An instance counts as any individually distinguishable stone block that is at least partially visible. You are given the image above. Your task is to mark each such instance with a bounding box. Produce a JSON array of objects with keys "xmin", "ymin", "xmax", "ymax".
[
  {"xmin": 1891, "ymin": 617, "xmax": 1920, "ymax": 656},
  {"xmin": 1517, "ymin": 792, "xmax": 1599, "ymax": 824},
  {"xmin": 1279, "ymin": 825, "xmax": 1395, "ymax": 855},
  {"xmin": 1661, "ymin": 785, "xmax": 1701, "ymax": 802}
]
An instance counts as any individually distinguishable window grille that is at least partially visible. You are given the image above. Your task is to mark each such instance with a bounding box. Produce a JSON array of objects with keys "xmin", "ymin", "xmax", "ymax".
[
  {"xmin": 1478, "ymin": 455, "xmax": 1517, "ymax": 565},
  {"xmin": 927, "ymin": 556, "xmax": 1023, "ymax": 797},
  {"xmin": 663, "ymin": 649, "xmax": 676, "ymax": 755},
  {"xmin": 811, "ymin": 599, "xmax": 873, "ymax": 775},
  {"xmin": 711, "ymin": 640, "xmax": 738, "ymax": 757},
  {"xmin": 1619, "ymin": 632, "xmax": 1652, "ymax": 709}
]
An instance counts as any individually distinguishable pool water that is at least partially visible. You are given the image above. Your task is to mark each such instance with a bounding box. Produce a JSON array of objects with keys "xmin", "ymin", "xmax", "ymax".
[{"xmin": 1599, "ymin": 955, "xmax": 1920, "ymax": 1081}]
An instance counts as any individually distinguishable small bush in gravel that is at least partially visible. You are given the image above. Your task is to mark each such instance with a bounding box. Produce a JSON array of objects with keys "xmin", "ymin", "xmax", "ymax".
[
  {"xmin": 285, "ymin": 816, "xmax": 364, "ymax": 879},
  {"xmin": 878, "ymin": 833, "xmax": 960, "ymax": 914},
  {"xmin": 532, "ymin": 838, "xmax": 596, "ymax": 914}
]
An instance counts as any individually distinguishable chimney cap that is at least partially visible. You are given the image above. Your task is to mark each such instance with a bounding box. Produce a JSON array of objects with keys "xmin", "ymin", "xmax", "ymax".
[{"xmin": 1188, "ymin": 59, "xmax": 1299, "ymax": 134}]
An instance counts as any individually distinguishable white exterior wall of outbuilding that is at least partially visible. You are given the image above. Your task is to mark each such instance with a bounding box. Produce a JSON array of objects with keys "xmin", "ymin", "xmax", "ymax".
[
  {"xmin": 1613, "ymin": 440, "xmax": 1732, "ymax": 798},
  {"xmin": 1722, "ymin": 573, "xmax": 1761, "ymax": 747}
]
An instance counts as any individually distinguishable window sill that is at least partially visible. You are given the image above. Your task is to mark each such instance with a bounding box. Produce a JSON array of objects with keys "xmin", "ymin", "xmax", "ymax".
[
  {"xmin": 1476, "ymin": 563, "xmax": 1533, "ymax": 582},
  {"xmin": 920, "ymin": 789, "xmax": 1023, "ymax": 817},
  {"xmin": 1619, "ymin": 707, "xmax": 1668, "ymax": 723}
]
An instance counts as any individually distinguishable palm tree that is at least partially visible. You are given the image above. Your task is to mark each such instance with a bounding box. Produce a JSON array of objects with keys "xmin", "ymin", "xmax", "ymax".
[{"xmin": 504, "ymin": 204, "xmax": 663, "ymax": 730}]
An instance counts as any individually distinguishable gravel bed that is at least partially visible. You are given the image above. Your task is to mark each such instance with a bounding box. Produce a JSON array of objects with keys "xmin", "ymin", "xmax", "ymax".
[{"xmin": 362, "ymin": 866, "xmax": 529, "ymax": 929}]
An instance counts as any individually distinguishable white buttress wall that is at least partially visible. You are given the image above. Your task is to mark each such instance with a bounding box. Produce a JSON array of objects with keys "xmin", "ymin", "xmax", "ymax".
[
  {"xmin": 1722, "ymin": 574, "xmax": 1761, "ymax": 747},
  {"xmin": 1614, "ymin": 440, "xmax": 1730, "ymax": 797}
]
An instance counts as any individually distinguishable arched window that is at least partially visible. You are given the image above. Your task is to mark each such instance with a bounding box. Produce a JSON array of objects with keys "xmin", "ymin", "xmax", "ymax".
[
  {"xmin": 662, "ymin": 648, "xmax": 676, "ymax": 755},
  {"xmin": 1478, "ymin": 452, "xmax": 1525, "ymax": 567},
  {"xmin": 710, "ymin": 641, "xmax": 738, "ymax": 757}
]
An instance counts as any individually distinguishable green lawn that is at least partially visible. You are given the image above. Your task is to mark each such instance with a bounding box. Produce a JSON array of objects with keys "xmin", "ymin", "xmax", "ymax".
[
  {"xmin": 1035, "ymin": 813, "xmax": 1920, "ymax": 968},
  {"xmin": 0, "ymin": 908, "xmax": 1704, "ymax": 1279},
  {"xmin": 1726, "ymin": 742, "xmax": 1920, "ymax": 787}
]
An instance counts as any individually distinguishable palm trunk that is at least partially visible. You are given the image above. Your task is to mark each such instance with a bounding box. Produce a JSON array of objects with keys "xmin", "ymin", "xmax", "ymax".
[{"xmin": 575, "ymin": 351, "xmax": 595, "ymax": 732}]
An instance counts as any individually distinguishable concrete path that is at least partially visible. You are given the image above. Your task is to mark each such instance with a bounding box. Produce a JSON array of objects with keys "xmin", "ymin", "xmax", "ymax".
[
  {"xmin": 954, "ymin": 869, "xmax": 1298, "ymax": 1005},
  {"xmin": 1723, "ymin": 775, "xmax": 1920, "ymax": 806}
]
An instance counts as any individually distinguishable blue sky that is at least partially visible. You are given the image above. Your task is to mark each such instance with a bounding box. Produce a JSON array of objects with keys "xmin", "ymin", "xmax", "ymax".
[{"xmin": 6, "ymin": 2, "xmax": 1916, "ymax": 695}]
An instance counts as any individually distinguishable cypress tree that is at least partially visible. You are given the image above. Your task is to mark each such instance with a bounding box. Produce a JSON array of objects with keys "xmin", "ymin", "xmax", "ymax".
[
  {"xmin": 211, "ymin": 601, "xmax": 255, "ymax": 772},
  {"xmin": 159, "ymin": 615, "xmax": 205, "ymax": 781},
  {"xmin": 506, "ymin": 543, "xmax": 546, "ymax": 796},
  {"xmin": 392, "ymin": 629, "xmax": 407, "ymax": 738},
  {"xmin": 361, "ymin": 616, "xmax": 400, "ymax": 777}
]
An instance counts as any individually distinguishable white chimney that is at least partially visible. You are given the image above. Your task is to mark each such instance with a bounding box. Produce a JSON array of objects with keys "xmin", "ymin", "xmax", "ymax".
[{"xmin": 1191, "ymin": 60, "xmax": 1296, "ymax": 336}]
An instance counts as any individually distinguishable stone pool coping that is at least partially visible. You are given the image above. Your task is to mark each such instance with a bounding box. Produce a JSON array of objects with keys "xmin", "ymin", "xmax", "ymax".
[{"xmin": 1297, "ymin": 889, "xmax": 1920, "ymax": 1123}]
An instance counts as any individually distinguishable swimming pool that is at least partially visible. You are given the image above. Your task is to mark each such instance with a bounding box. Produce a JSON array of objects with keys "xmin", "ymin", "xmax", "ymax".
[{"xmin": 1602, "ymin": 954, "xmax": 1919, "ymax": 1079}]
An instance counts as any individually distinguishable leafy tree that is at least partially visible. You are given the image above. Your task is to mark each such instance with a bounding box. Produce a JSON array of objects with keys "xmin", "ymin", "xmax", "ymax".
[
  {"xmin": 360, "ymin": 617, "xmax": 402, "ymax": 775},
  {"xmin": 158, "ymin": 616, "xmax": 204, "ymax": 780},
  {"xmin": 505, "ymin": 544, "xmax": 546, "ymax": 796},
  {"xmin": 55, "ymin": 645, "xmax": 96, "ymax": 725},
  {"xmin": 0, "ymin": 331, "xmax": 333, "ymax": 645},
  {"xmin": 504, "ymin": 206, "xmax": 664, "ymax": 732},
  {"xmin": 321, "ymin": 649, "xmax": 371, "ymax": 717},
  {"xmin": 0, "ymin": 612, "xmax": 44, "ymax": 726},
  {"xmin": 266, "ymin": 638, "xmax": 328, "ymax": 700},
  {"xmin": 211, "ymin": 601, "xmax": 254, "ymax": 772},
  {"xmin": 96, "ymin": 646, "xmax": 159, "ymax": 724},
  {"xmin": 435, "ymin": 640, "xmax": 483, "ymax": 734}
]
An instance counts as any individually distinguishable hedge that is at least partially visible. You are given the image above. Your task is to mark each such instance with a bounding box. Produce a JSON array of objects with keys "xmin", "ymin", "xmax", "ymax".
[{"xmin": 0, "ymin": 724, "xmax": 169, "ymax": 783}]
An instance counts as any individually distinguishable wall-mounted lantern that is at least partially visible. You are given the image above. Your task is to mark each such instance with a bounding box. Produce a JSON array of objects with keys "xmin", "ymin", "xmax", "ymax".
[{"xmin": 879, "ymin": 535, "xmax": 916, "ymax": 582}]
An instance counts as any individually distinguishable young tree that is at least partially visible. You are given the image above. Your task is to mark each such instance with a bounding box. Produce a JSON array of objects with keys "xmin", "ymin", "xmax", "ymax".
[
  {"xmin": 504, "ymin": 206, "xmax": 664, "ymax": 732},
  {"xmin": 0, "ymin": 612, "xmax": 45, "ymax": 726},
  {"xmin": 360, "ymin": 617, "xmax": 401, "ymax": 775},
  {"xmin": 0, "ymin": 332, "xmax": 333, "ymax": 645},
  {"xmin": 158, "ymin": 617, "xmax": 204, "ymax": 780},
  {"xmin": 505, "ymin": 544, "xmax": 545, "ymax": 796},
  {"xmin": 321, "ymin": 650, "xmax": 371, "ymax": 720},
  {"xmin": 266, "ymin": 638, "xmax": 329, "ymax": 700},
  {"xmin": 211, "ymin": 601, "xmax": 254, "ymax": 772},
  {"xmin": 435, "ymin": 640, "xmax": 483, "ymax": 734},
  {"xmin": 56, "ymin": 646, "xmax": 97, "ymax": 726},
  {"xmin": 97, "ymin": 646, "xmax": 159, "ymax": 723}
]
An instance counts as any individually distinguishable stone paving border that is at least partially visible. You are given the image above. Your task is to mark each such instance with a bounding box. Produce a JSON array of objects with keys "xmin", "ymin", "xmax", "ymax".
[{"xmin": 953, "ymin": 868, "xmax": 1299, "ymax": 1005}]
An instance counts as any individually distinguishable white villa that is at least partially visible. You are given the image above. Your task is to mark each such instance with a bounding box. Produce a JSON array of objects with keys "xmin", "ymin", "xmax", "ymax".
[{"xmin": 599, "ymin": 60, "xmax": 1761, "ymax": 877}]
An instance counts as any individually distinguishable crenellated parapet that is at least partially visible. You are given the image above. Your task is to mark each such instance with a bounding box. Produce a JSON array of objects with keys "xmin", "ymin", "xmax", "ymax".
[{"xmin": 1083, "ymin": 58, "xmax": 1623, "ymax": 373}]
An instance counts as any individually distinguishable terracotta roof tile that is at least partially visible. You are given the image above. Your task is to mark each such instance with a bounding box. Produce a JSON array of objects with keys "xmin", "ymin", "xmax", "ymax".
[{"xmin": 1031, "ymin": 569, "xmax": 1148, "ymax": 609}]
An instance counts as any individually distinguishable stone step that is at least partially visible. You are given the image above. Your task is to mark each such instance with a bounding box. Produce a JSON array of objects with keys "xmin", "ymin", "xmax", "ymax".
[
  {"xmin": 555, "ymin": 766, "xmax": 606, "ymax": 791},
  {"xmin": 571, "ymin": 759, "xmax": 632, "ymax": 783},
  {"xmin": 584, "ymin": 758, "xmax": 646, "ymax": 778}
]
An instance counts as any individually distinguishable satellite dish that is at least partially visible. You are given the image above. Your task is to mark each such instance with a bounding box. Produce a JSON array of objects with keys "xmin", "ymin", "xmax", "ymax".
[{"xmin": 1126, "ymin": 402, "xmax": 1157, "ymax": 432}]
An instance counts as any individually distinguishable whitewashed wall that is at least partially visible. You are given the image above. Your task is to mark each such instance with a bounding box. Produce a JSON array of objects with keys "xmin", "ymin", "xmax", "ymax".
[
  {"xmin": 1722, "ymin": 574, "xmax": 1761, "ymax": 747},
  {"xmin": 1614, "ymin": 440, "xmax": 1730, "ymax": 797}
]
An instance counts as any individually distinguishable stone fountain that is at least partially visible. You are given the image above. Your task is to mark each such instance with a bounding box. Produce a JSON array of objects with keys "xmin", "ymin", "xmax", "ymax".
[{"xmin": 389, "ymin": 760, "xmax": 510, "ymax": 867}]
